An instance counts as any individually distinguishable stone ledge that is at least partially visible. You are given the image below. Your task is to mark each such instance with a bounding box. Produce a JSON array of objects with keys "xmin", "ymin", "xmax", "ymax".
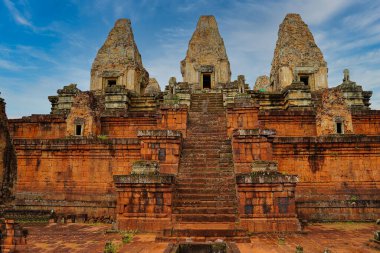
[
  {"xmin": 113, "ymin": 174, "xmax": 175, "ymax": 184},
  {"xmin": 233, "ymin": 128, "xmax": 276, "ymax": 137},
  {"xmin": 273, "ymin": 135, "xmax": 380, "ymax": 143},
  {"xmin": 13, "ymin": 138, "xmax": 140, "ymax": 146},
  {"xmin": 236, "ymin": 172, "xmax": 298, "ymax": 184},
  {"xmin": 9, "ymin": 114, "xmax": 66, "ymax": 123},
  {"xmin": 137, "ymin": 130, "xmax": 182, "ymax": 138},
  {"xmin": 131, "ymin": 160, "xmax": 159, "ymax": 175}
]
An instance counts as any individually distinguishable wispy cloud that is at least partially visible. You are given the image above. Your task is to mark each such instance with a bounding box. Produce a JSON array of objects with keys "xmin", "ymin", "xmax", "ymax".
[
  {"xmin": 0, "ymin": 59, "xmax": 24, "ymax": 71},
  {"xmin": 3, "ymin": 0, "xmax": 35, "ymax": 29},
  {"xmin": 1, "ymin": 0, "xmax": 380, "ymax": 117}
]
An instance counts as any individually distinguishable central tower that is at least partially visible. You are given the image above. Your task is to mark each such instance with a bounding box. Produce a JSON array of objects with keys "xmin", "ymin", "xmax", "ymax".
[{"xmin": 181, "ymin": 16, "xmax": 231, "ymax": 89}]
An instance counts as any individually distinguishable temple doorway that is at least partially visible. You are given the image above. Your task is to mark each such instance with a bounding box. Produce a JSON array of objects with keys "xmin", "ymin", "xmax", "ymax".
[{"xmin": 202, "ymin": 73, "xmax": 211, "ymax": 89}]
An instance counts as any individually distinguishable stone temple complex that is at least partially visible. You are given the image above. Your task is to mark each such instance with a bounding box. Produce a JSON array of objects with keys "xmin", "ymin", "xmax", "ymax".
[{"xmin": 0, "ymin": 14, "xmax": 379, "ymax": 244}]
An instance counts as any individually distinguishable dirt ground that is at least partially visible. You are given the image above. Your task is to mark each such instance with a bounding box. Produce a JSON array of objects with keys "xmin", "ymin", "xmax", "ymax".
[{"xmin": 13, "ymin": 222, "xmax": 378, "ymax": 252}]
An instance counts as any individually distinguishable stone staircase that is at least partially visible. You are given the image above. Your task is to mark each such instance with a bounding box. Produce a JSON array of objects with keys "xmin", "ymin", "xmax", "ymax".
[{"xmin": 158, "ymin": 93, "xmax": 249, "ymax": 242}]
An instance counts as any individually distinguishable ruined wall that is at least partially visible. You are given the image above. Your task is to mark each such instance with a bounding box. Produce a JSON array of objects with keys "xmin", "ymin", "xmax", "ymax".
[
  {"xmin": 8, "ymin": 116, "xmax": 66, "ymax": 139},
  {"xmin": 13, "ymin": 139, "xmax": 140, "ymax": 217},
  {"xmin": 226, "ymin": 106, "xmax": 259, "ymax": 137},
  {"xmin": 101, "ymin": 117, "xmax": 158, "ymax": 138},
  {"xmin": 231, "ymin": 128, "xmax": 380, "ymax": 221},
  {"xmin": 254, "ymin": 75, "xmax": 271, "ymax": 92},
  {"xmin": 352, "ymin": 110, "xmax": 380, "ymax": 135},
  {"xmin": 114, "ymin": 174, "xmax": 174, "ymax": 231},
  {"xmin": 101, "ymin": 106, "xmax": 187, "ymax": 138},
  {"xmin": 273, "ymin": 136, "xmax": 380, "ymax": 220},
  {"xmin": 270, "ymin": 14, "xmax": 327, "ymax": 91},
  {"xmin": 232, "ymin": 130, "xmax": 274, "ymax": 174},
  {"xmin": 138, "ymin": 130, "xmax": 182, "ymax": 174},
  {"xmin": 0, "ymin": 98, "xmax": 17, "ymax": 205},
  {"xmin": 316, "ymin": 88, "xmax": 353, "ymax": 136},
  {"xmin": 259, "ymin": 111, "xmax": 316, "ymax": 136},
  {"xmin": 65, "ymin": 92, "xmax": 102, "ymax": 137}
]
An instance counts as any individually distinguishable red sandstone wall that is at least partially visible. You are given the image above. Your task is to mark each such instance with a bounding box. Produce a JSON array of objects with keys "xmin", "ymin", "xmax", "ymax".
[
  {"xmin": 140, "ymin": 138, "xmax": 181, "ymax": 174},
  {"xmin": 9, "ymin": 116, "xmax": 66, "ymax": 139},
  {"xmin": 232, "ymin": 135, "xmax": 273, "ymax": 174},
  {"xmin": 101, "ymin": 108, "xmax": 187, "ymax": 138},
  {"xmin": 158, "ymin": 106, "xmax": 187, "ymax": 137},
  {"xmin": 258, "ymin": 111, "xmax": 316, "ymax": 136},
  {"xmin": 352, "ymin": 110, "xmax": 380, "ymax": 135},
  {"xmin": 101, "ymin": 117, "xmax": 158, "ymax": 138},
  {"xmin": 226, "ymin": 107, "xmax": 259, "ymax": 137},
  {"xmin": 13, "ymin": 139, "xmax": 140, "ymax": 217},
  {"xmin": 272, "ymin": 136, "xmax": 380, "ymax": 221}
]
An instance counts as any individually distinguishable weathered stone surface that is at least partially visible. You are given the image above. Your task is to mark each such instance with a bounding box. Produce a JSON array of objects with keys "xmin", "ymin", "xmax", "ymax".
[
  {"xmin": 90, "ymin": 19, "xmax": 149, "ymax": 94},
  {"xmin": 251, "ymin": 160, "xmax": 278, "ymax": 172},
  {"xmin": 50, "ymin": 83, "xmax": 81, "ymax": 114},
  {"xmin": 270, "ymin": 14, "xmax": 327, "ymax": 91},
  {"xmin": 0, "ymin": 97, "xmax": 17, "ymax": 205},
  {"xmin": 65, "ymin": 92, "xmax": 103, "ymax": 137},
  {"xmin": 104, "ymin": 84, "xmax": 130, "ymax": 110},
  {"xmin": 337, "ymin": 69, "xmax": 372, "ymax": 109},
  {"xmin": 4, "ymin": 15, "xmax": 380, "ymax": 237},
  {"xmin": 0, "ymin": 219, "xmax": 27, "ymax": 252},
  {"xmin": 144, "ymin": 78, "xmax": 161, "ymax": 96},
  {"xmin": 254, "ymin": 75, "xmax": 271, "ymax": 91},
  {"xmin": 181, "ymin": 16, "xmax": 231, "ymax": 88},
  {"xmin": 131, "ymin": 160, "xmax": 159, "ymax": 175},
  {"xmin": 315, "ymin": 88, "xmax": 353, "ymax": 136}
]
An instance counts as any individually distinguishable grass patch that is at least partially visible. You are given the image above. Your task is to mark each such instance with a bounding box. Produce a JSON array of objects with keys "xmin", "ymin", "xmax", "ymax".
[{"xmin": 121, "ymin": 230, "xmax": 137, "ymax": 244}]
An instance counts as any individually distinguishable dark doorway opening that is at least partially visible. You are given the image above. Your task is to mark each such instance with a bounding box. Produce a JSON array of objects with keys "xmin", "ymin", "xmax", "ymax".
[
  {"xmin": 203, "ymin": 74, "xmax": 211, "ymax": 89},
  {"xmin": 336, "ymin": 122, "xmax": 343, "ymax": 134},
  {"xmin": 75, "ymin": 124, "xmax": 83, "ymax": 136},
  {"xmin": 300, "ymin": 76, "xmax": 309, "ymax": 86},
  {"xmin": 108, "ymin": 79, "xmax": 117, "ymax": 86}
]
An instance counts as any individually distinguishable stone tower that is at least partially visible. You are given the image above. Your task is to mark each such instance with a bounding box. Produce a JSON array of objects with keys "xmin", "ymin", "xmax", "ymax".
[
  {"xmin": 90, "ymin": 19, "xmax": 149, "ymax": 95},
  {"xmin": 270, "ymin": 14, "xmax": 328, "ymax": 91},
  {"xmin": 181, "ymin": 15, "xmax": 231, "ymax": 89}
]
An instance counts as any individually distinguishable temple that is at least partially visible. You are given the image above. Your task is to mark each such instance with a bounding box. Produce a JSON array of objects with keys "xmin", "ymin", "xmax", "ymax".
[{"xmin": 1, "ymin": 14, "xmax": 379, "ymax": 242}]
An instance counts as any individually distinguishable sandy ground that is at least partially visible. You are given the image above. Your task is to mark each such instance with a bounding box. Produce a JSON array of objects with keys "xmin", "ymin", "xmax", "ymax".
[{"xmin": 13, "ymin": 222, "xmax": 378, "ymax": 253}]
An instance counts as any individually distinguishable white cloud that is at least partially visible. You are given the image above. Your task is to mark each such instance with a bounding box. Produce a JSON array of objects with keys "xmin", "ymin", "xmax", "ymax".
[
  {"xmin": 2, "ymin": 0, "xmax": 380, "ymax": 116},
  {"xmin": 3, "ymin": 0, "xmax": 33, "ymax": 27},
  {"xmin": 0, "ymin": 59, "xmax": 24, "ymax": 71}
]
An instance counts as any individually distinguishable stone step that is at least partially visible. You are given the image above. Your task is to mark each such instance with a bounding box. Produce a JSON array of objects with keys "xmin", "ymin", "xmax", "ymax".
[
  {"xmin": 175, "ymin": 184, "xmax": 236, "ymax": 191},
  {"xmin": 177, "ymin": 171, "xmax": 234, "ymax": 177},
  {"xmin": 175, "ymin": 188, "xmax": 236, "ymax": 195},
  {"xmin": 156, "ymin": 235, "xmax": 250, "ymax": 243},
  {"xmin": 179, "ymin": 159, "xmax": 233, "ymax": 164},
  {"xmin": 184, "ymin": 137, "xmax": 229, "ymax": 141},
  {"xmin": 179, "ymin": 160, "xmax": 232, "ymax": 165},
  {"xmin": 162, "ymin": 227, "xmax": 247, "ymax": 238},
  {"xmin": 174, "ymin": 194, "xmax": 236, "ymax": 201},
  {"xmin": 177, "ymin": 171, "xmax": 235, "ymax": 177},
  {"xmin": 176, "ymin": 177, "xmax": 235, "ymax": 183},
  {"xmin": 178, "ymin": 165, "xmax": 233, "ymax": 170},
  {"xmin": 177, "ymin": 172, "xmax": 234, "ymax": 178},
  {"xmin": 172, "ymin": 200, "xmax": 237, "ymax": 208},
  {"xmin": 173, "ymin": 207, "xmax": 236, "ymax": 215},
  {"xmin": 173, "ymin": 214, "xmax": 237, "ymax": 223}
]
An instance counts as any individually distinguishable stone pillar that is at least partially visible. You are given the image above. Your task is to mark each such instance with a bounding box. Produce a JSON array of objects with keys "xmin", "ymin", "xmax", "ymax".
[
  {"xmin": 137, "ymin": 130, "xmax": 182, "ymax": 174},
  {"xmin": 236, "ymin": 161, "xmax": 300, "ymax": 232},
  {"xmin": 113, "ymin": 161, "xmax": 175, "ymax": 232}
]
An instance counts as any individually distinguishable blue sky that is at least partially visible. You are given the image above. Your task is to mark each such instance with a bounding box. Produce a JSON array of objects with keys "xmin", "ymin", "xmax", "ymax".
[{"xmin": 1, "ymin": 0, "xmax": 380, "ymax": 118}]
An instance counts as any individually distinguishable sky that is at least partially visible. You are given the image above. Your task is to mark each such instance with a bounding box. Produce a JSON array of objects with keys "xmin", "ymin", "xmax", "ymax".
[{"xmin": 1, "ymin": 0, "xmax": 380, "ymax": 118}]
